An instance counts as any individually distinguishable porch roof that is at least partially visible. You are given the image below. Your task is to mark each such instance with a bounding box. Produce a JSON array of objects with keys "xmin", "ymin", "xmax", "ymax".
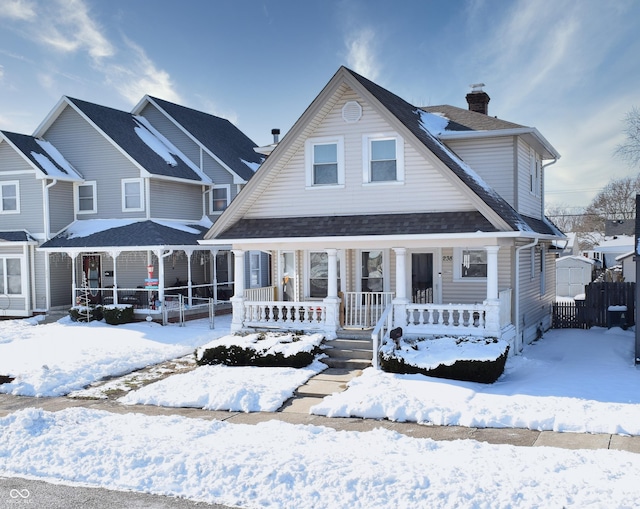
[
  {"xmin": 39, "ymin": 220, "xmax": 212, "ymax": 251},
  {"xmin": 0, "ymin": 230, "xmax": 38, "ymax": 243},
  {"xmin": 216, "ymin": 211, "xmax": 499, "ymax": 239}
]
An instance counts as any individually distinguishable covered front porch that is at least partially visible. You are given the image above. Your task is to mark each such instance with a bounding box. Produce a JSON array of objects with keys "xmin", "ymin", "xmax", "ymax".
[{"xmin": 227, "ymin": 243, "xmax": 515, "ymax": 351}]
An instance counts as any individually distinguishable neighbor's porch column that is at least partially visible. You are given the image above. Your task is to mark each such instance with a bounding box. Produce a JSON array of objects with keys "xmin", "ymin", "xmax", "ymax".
[
  {"xmin": 109, "ymin": 250, "xmax": 121, "ymax": 305},
  {"xmin": 231, "ymin": 249, "xmax": 246, "ymax": 332},
  {"xmin": 323, "ymin": 248, "xmax": 340, "ymax": 336},
  {"xmin": 392, "ymin": 247, "xmax": 409, "ymax": 329}
]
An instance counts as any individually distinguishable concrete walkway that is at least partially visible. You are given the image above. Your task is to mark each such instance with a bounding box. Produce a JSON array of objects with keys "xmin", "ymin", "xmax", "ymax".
[{"xmin": 1, "ymin": 367, "xmax": 639, "ymax": 454}]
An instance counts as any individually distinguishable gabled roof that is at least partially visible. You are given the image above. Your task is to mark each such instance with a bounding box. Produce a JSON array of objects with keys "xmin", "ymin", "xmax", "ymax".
[
  {"xmin": 0, "ymin": 131, "xmax": 82, "ymax": 181},
  {"xmin": 205, "ymin": 66, "xmax": 563, "ymax": 242},
  {"xmin": 35, "ymin": 96, "xmax": 211, "ymax": 184},
  {"xmin": 39, "ymin": 219, "xmax": 210, "ymax": 251},
  {"xmin": 136, "ymin": 96, "xmax": 264, "ymax": 182}
]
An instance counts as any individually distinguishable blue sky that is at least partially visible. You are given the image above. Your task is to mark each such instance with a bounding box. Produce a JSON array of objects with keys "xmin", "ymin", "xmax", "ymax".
[{"xmin": 1, "ymin": 0, "xmax": 639, "ymax": 210}]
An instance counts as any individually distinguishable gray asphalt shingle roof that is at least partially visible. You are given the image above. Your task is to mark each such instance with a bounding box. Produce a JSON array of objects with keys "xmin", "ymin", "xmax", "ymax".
[
  {"xmin": 0, "ymin": 231, "xmax": 37, "ymax": 243},
  {"xmin": 420, "ymin": 104, "xmax": 525, "ymax": 132},
  {"xmin": 40, "ymin": 221, "xmax": 209, "ymax": 249},
  {"xmin": 1, "ymin": 131, "xmax": 81, "ymax": 179},
  {"xmin": 148, "ymin": 97, "xmax": 264, "ymax": 181},
  {"xmin": 67, "ymin": 97, "xmax": 206, "ymax": 182},
  {"xmin": 216, "ymin": 212, "xmax": 499, "ymax": 239}
]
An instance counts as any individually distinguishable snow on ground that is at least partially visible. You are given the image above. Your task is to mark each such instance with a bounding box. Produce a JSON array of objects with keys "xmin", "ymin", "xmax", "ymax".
[
  {"xmin": 1, "ymin": 407, "xmax": 639, "ymax": 508},
  {"xmin": 313, "ymin": 327, "xmax": 640, "ymax": 435},
  {"xmin": 119, "ymin": 361, "xmax": 326, "ymax": 412},
  {"xmin": 2, "ymin": 317, "xmax": 640, "ymax": 507},
  {"xmin": 0, "ymin": 314, "xmax": 231, "ymax": 397}
]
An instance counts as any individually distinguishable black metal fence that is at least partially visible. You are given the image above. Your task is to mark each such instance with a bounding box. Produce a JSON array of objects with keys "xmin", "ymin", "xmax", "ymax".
[{"xmin": 552, "ymin": 282, "xmax": 635, "ymax": 329}]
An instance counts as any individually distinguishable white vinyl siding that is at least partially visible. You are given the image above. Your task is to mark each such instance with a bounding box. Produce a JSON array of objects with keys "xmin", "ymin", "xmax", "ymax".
[
  {"xmin": 148, "ymin": 179, "xmax": 202, "ymax": 220},
  {"xmin": 444, "ymin": 136, "xmax": 515, "ymax": 207},
  {"xmin": 516, "ymin": 138, "xmax": 543, "ymax": 217},
  {"xmin": 48, "ymin": 182, "xmax": 75, "ymax": 233},
  {"xmin": 245, "ymin": 88, "xmax": 472, "ymax": 219}
]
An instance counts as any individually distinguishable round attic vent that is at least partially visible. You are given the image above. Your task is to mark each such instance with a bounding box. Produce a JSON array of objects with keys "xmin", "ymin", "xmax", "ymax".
[{"xmin": 342, "ymin": 101, "xmax": 362, "ymax": 123}]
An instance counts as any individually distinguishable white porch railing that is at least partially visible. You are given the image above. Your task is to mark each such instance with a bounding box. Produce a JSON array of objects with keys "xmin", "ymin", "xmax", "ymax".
[
  {"xmin": 243, "ymin": 300, "xmax": 327, "ymax": 329},
  {"xmin": 343, "ymin": 291, "xmax": 394, "ymax": 329},
  {"xmin": 401, "ymin": 302, "xmax": 491, "ymax": 336},
  {"xmin": 244, "ymin": 286, "xmax": 277, "ymax": 301}
]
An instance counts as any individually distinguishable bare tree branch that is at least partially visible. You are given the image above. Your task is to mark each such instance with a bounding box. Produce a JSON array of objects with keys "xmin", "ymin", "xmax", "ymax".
[{"xmin": 615, "ymin": 106, "xmax": 640, "ymax": 168}]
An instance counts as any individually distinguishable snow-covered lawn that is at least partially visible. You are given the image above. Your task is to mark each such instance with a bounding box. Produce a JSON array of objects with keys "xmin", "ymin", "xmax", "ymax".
[{"xmin": 1, "ymin": 317, "xmax": 640, "ymax": 507}]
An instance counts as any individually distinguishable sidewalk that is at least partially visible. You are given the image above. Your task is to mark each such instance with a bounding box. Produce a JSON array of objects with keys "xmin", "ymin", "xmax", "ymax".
[{"xmin": 1, "ymin": 367, "xmax": 639, "ymax": 455}]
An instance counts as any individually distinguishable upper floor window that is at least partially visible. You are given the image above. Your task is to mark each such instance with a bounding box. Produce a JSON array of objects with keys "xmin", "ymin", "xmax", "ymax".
[
  {"xmin": 76, "ymin": 182, "xmax": 96, "ymax": 214},
  {"xmin": 363, "ymin": 134, "xmax": 404, "ymax": 184},
  {"xmin": 211, "ymin": 184, "xmax": 230, "ymax": 214},
  {"xmin": 454, "ymin": 248, "xmax": 487, "ymax": 280},
  {"xmin": 0, "ymin": 181, "xmax": 19, "ymax": 214},
  {"xmin": 122, "ymin": 178, "xmax": 144, "ymax": 212},
  {"xmin": 305, "ymin": 136, "xmax": 344, "ymax": 188}
]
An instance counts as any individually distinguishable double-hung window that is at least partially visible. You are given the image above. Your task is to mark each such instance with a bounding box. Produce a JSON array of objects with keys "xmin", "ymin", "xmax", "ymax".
[
  {"xmin": 122, "ymin": 178, "xmax": 144, "ymax": 212},
  {"xmin": 0, "ymin": 182, "xmax": 19, "ymax": 213},
  {"xmin": 305, "ymin": 136, "xmax": 344, "ymax": 188},
  {"xmin": 0, "ymin": 257, "xmax": 22, "ymax": 295},
  {"xmin": 76, "ymin": 182, "xmax": 97, "ymax": 214},
  {"xmin": 309, "ymin": 251, "xmax": 341, "ymax": 298},
  {"xmin": 211, "ymin": 184, "xmax": 230, "ymax": 213},
  {"xmin": 363, "ymin": 134, "xmax": 404, "ymax": 183}
]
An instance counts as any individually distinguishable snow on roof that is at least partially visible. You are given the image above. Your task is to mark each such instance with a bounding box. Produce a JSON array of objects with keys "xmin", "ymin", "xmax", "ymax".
[
  {"xmin": 241, "ymin": 158, "xmax": 261, "ymax": 172},
  {"xmin": 593, "ymin": 235, "xmax": 634, "ymax": 251},
  {"xmin": 615, "ymin": 251, "xmax": 635, "ymax": 261},
  {"xmin": 33, "ymin": 138, "xmax": 82, "ymax": 178},
  {"xmin": 556, "ymin": 255, "xmax": 597, "ymax": 264},
  {"xmin": 133, "ymin": 122, "xmax": 178, "ymax": 167},
  {"xmin": 62, "ymin": 218, "xmax": 215, "ymax": 240}
]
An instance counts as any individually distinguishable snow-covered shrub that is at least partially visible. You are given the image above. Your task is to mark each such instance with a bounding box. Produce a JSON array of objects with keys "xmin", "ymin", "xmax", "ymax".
[
  {"xmin": 379, "ymin": 335, "xmax": 509, "ymax": 384},
  {"xmin": 68, "ymin": 305, "xmax": 103, "ymax": 323},
  {"xmin": 102, "ymin": 305, "xmax": 135, "ymax": 325}
]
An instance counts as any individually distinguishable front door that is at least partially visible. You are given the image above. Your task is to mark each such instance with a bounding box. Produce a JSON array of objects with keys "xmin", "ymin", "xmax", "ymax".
[
  {"xmin": 412, "ymin": 253, "xmax": 433, "ymax": 303},
  {"xmin": 81, "ymin": 255, "xmax": 101, "ymax": 304}
]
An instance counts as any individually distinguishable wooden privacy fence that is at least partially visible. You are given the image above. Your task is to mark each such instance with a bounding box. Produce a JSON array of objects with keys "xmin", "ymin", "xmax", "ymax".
[{"xmin": 553, "ymin": 281, "xmax": 635, "ymax": 329}]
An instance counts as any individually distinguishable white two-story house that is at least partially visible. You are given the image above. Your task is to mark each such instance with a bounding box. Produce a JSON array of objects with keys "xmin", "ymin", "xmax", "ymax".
[{"xmin": 200, "ymin": 67, "xmax": 563, "ymax": 356}]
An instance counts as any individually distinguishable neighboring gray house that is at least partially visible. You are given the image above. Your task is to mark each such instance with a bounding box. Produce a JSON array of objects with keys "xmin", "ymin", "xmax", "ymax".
[
  {"xmin": 201, "ymin": 67, "xmax": 564, "ymax": 355},
  {"xmin": 1, "ymin": 95, "xmax": 264, "ymax": 318},
  {"xmin": 616, "ymin": 251, "xmax": 635, "ymax": 283}
]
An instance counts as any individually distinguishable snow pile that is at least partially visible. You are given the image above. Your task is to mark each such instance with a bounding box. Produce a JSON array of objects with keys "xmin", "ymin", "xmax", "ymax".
[
  {"xmin": 119, "ymin": 360, "xmax": 326, "ymax": 412},
  {"xmin": 1, "ymin": 407, "xmax": 639, "ymax": 509}
]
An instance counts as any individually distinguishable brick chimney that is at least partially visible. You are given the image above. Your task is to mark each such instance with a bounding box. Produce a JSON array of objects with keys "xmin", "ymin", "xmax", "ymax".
[{"xmin": 466, "ymin": 83, "xmax": 490, "ymax": 115}]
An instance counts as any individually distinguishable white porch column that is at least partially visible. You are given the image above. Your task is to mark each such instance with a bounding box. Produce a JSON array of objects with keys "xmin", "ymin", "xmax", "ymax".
[
  {"xmin": 184, "ymin": 248, "xmax": 194, "ymax": 306},
  {"xmin": 231, "ymin": 249, "xmax": 246, "ymax": 332},
  {"xmin": 484, "ymin": 245, "xmax": 501, "ymax": 337},
  {"xmin": 323, "ymin": 248, "xmax": 340, "ymax": 335},
  {"xmin": 109, "ymin": 251, "xmax": 121, "ymax": 305},
  {"xmin": 157, "ymin": 250, "xmax": 166, "ymax": 305},
  {"xmin": 211, "ymin": 249, "xmax": 219, "ymax": 304},
  {"xmin": 485, "ymin": 245, "xmax": 500, "ymax": 301},
  {"xmin": 392, "ymin": 247, "xmax": 409, "ymax": 329},
  {"xmin": 71, "ymin": 253, "xmax": 78, "ymax": 305}
]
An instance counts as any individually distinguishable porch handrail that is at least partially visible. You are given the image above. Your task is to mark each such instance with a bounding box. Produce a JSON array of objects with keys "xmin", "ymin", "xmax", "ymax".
[
  {"xmin": 244, "ymin": 286, "xmax": 277, "ymax": 301},
  {"xmin": 371, "ymin": 303, "xmax": 394, "ymax": 370},
  {"xmin": 343, "ymin": 291, "xmax": 394, "ymax": 329}
]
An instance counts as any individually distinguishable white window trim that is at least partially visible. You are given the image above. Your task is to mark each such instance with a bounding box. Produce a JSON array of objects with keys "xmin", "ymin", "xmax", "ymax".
[
  {"xmin": 0, "ymin": 181, "xmax": 20, "ymax": 214},
  {"xmin": 0, "ymin": 256, "xmax": 25, "ymax": 296},
  {"xmin": 75, "ymin": 181, "xmax": 97, "ymax": 215},
  {"xmin": 356, "ymin": 249, "xmax": 390, "ymax": 292},
  {"xmin": 362, "ymin": 133, "xmax": 405, "ymax": 185},
  {"xmin": 453, "ymin": 248, "xmax": 487, "ymax": 282},
  {"xmin": 210, "ymin": 184, "xmax": 231, "ymax": 214},
  {"xmin": 305, "ymin": 136, "xmax": 345, "ymax": 189},
  {"xmin": 121, "ymin": 178, "xmax": 144, "ymax": 212},
  {"xmin": 304, "ymin": 250, "xmax": 345, "ymax": 299}
]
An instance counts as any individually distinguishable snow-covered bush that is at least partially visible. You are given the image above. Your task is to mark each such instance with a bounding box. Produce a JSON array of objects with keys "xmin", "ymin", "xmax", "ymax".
[{"xmin": 102, "ymin": 305, "xmax": 134, "ymax": 325}]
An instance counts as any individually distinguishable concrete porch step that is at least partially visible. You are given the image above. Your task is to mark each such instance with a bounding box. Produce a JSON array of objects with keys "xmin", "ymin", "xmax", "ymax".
[{"xmin": 321, "ymin": 357, "xmax": 371, "ymax": 370}]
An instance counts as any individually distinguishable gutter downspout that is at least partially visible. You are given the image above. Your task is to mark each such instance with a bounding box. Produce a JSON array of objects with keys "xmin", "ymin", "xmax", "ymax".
[{"xmin": 515, "ymin": 238, "xmax": 539, "ymax": 353}]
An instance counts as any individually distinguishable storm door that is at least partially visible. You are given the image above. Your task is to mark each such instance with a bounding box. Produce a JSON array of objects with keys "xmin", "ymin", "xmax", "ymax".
[
  {"xmin": 411, "ymin": 253, "xmax": 434, "ymax": 303},
  {"xmin": 81, "ymin": 255, "xmax": 102, "ymax": 304}
]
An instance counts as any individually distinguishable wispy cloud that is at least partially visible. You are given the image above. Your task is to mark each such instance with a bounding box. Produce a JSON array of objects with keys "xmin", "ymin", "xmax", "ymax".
[
  {"xmin": 0, "ymin": 0, "xmax": 179, "ymax": 105},
  {"xmin": 0, "ymin": 0, "xmax": 36, "ymax": 21},
  {"xmin": 344, "ymin": 27, "xmax": 380, "ymax": 81}
]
